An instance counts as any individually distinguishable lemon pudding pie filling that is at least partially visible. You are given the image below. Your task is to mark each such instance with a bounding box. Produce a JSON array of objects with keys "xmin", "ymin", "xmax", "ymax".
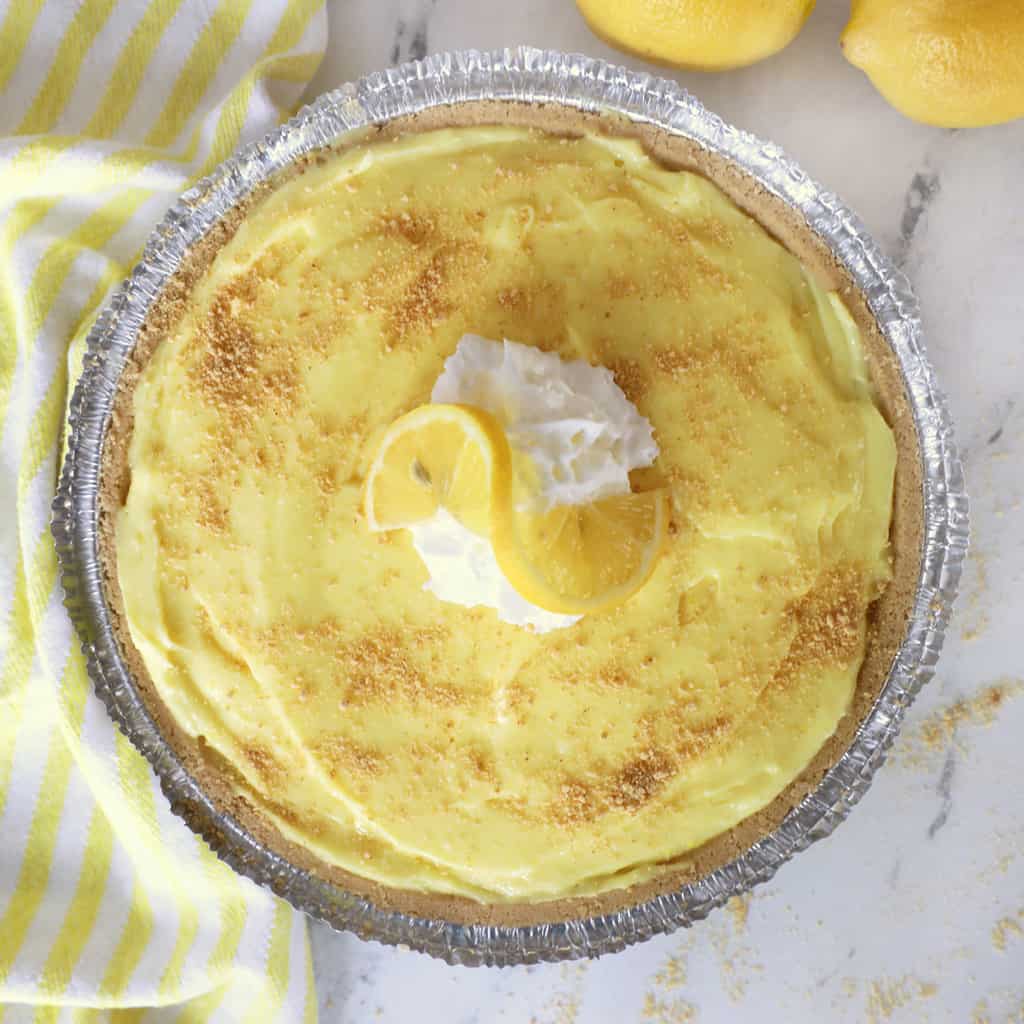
[{"xmin": 101, "ymin": 107, "xmax": 917, "ymax": 918}]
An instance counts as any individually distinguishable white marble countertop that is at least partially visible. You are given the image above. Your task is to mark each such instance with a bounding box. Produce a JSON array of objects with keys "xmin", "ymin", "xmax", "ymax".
[{"xmin": 304, "ymin": 2, "xmax": 1024, "ymax": 1021}]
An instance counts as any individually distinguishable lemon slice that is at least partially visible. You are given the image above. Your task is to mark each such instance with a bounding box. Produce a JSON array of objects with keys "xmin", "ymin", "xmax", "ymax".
[
  {"xmin": 364, "ymin": 403, "xmax": 511, "ymax": 535},
  {"xmin": 492, "ymin": 489, "xmax": 670, "ymax": 615},
  {"xmin": 365, "ymin": 402, "xmax": 668, "ymax": 615}
]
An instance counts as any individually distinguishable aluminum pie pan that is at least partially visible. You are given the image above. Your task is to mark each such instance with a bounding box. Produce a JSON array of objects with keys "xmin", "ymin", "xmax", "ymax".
[{"xmin": 52, "ymin": 46, "xmax": 969, "ymax": 966}]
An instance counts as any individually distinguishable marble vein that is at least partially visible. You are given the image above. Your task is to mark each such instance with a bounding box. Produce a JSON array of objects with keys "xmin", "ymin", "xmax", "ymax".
[
  {"xmin": 927, "ymin": 746, "xmax": 957, "ymax": 839},
  {"xmin": 895, "ymin": 169, "xmax": 940, "ymax": 268},
  {"xmin": 886, "ymin": 858, "xmax": 901, "ymax": 890},
  {"xmin": 987, "ymin": 399, "xmax": 1016, "ymax": 446},
  {"xmin": 390, "ymin": 0, "xmax": 438, "ymax": 64}
]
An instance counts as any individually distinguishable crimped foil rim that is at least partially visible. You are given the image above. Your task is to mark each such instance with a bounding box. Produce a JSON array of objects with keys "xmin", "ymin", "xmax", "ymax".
[{"xmin": 52, "ymin": 47, "xmax": 969, "ymax": 966}]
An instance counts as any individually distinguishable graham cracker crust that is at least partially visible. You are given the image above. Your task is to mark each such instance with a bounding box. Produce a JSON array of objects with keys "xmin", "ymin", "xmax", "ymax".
[{"xmin": 97, "ymin": 100, "xmax": 924, "ymax": 928}]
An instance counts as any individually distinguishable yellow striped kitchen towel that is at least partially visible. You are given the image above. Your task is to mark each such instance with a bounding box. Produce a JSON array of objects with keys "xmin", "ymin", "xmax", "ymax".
[{"xmin": 0, "ymin": 1, "xmax": 327, "ymax": 1020}]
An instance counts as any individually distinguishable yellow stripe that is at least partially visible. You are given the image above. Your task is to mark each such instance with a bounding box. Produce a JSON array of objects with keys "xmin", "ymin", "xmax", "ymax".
[
  {"xmin": 0, "ymin": 0, "xmax": 47, "ymax": 94},
  {"xmin": 7, "ymin": 153, "xmax": 220, "ymax": 411},
  {"xmin": 262, "ymin": 49, "xmax": 324, "ymax": 122},
  {"xmin": 0, "ymin": 283, "xmax": 124, "ymax": 717},
  {"xmin": 59, "ymin": 264, "xmax": 127, "ymax": 462},
  {"xmin": 197, "ymin": 843, "xmax": 248, "ymax": 977},
  {"xmin": 115, "ymin": 729, "xmax": 162, "ymax": 844},
  {"xmin": 16, "ymin": 366, "xmax": 66, "ymax": 506},
  {"xmin": 36, "ymin": 648, "xmax": 113, "ymax": 998},
  {"xmin": 38, "ymin": 801, "xmax": 114, "ymax": 996},
  {"xmin": 0, "ymin": 532, "xmax": 59, "ymax": 818},
  {"xmin": 193, "ymin": 0, "xmax": 325, "ymax": 180},
  {"xmin": 162, "ymin": 0, "xmax": 324, "ymax": 181},
  {"xmin": 145, "ymin": 0, "xmax": 257, "ymax": 149},
  {"xmin": 14, "ymin": 251, "xmax": 125, "ymax": 518},
  {"xmin": 302, "ymin": 925, "xmax": 317, "ymax": 1024},
  {"xmin": 0, "ymin": 552, "xmax": 32, "ymax": 707},
  {"xmin": 16, "ymin": 0, "xmax": 121, "ymax": 136},
  {"xmin": 1, "ymin": 202, "xmax": 155, "ymax": 553},
  {"xmin": 0, "ymin": 196, "xmax": 59, "ymax": 252},
  {"xmin": 0, "ymin": 198, "xmax": 63, "ymax": 427},
  {"xmin": 85, "ymin": 0, "xmax": 192, "ymax": 139},
  {"xmin": 32, "ymin": 1007, "xmax": 59, "ymax": 1024},
  {"xmin": 265, "ymin": 0, "xmax": 324, "ymax": 53},
  {"xmin": 200, "ymin": 48, "xmax": 323, "ymax": 163},
  {"xmin": 264, "ymin": 902, "xmax": 293, "ymax": 1018},
  {"xmin": 0, "ymin": 530, "xmax": 74, "ymax": 979},
  {"xmin": 157, "ymin": 901, "xmax": 200, "ymax": 998},
  {"xmin": 1, "ymin": 131, "xmax": 200, "ymax": 200},
  {"xmin": 0, "ymin": 568, "xmax": 33, "ymax": 820},
  {"xmin": 109, "ymin": 731, "xmax": 207, "ymax": 1000},
  {"xmin": 0, "ymin": 138, "xmax": 77, "ymax": 182},
  {"xmin": 260, "ymin": 0, "xmax": 325, "ymax": 116},
  {"xmin": 25, "ymin": 189, "xmax": 152, "ymax": 346},
  {"xmin": 98, "ymin": 875, "xmax": 154, "ymax": 998},
  {"xmin": 0, "ymin": 683, "xmax": 74, "ymax": 984},
  {"xmin": 98, "ymin": 847, "xmax": 152, "ymax": 998},
  {"xmin": 50, "ymin": 640, "xmax": 90, "ymax": 758},
  {"xmin": 0, "ymin": 194, "xmax": 132, "ymax": 441},
  {"xmin": 197, "ymin": 78, "xmax": 258, "ymax": 180},
  {"xmin": 263, "ymin": 51, "xmax": 323, "ymax": 85},
  {"xmin": 15, "ymin": 524, "xmax": 53, "ymax": 674},
  {"xmin": 0, "ymin": 197, "xmax": 149, "ymax": 495},
  {"xmin": 0, "ymin": 527, "xmax": 59, "ymax": 799},
  {"xmin": 171, "ymin": 981, "xmax": 231, "ymax": 1024},
  {"xmin": 73, "ymin": 261, "xmax": 128, "ymax": 348},
  {"xmin": 1, "ymin": 87, "xmax": 227, "ymax": 471},
  {"xmin": 157, "ymin": 842, "xmax": 249, "ymax": 1023}
]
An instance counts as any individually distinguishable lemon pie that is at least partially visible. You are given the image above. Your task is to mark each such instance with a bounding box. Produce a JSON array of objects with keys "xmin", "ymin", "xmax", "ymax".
[{"xmin": 99, "ymin": 102, "xmax": 922, "ymax": 925}]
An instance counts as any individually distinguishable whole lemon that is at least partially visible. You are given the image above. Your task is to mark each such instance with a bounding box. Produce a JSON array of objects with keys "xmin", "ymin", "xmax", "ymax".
[
  {"xmin": 576, "ymin": 0, "xmax": 816, "ymax": 71},
  {"xmin": 842, "ymin": 0, "xmax": 1024, "ymax": 127}
]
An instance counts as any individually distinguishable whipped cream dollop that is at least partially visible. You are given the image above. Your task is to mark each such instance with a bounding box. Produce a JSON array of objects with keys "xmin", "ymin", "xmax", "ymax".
[
  {"xmin": 432, "ymin": 335, "xmax": 658, "ymax": 508},
  {"xmin": 408, "ymin": 335, "xmax": 658, "ymax": 633}
]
